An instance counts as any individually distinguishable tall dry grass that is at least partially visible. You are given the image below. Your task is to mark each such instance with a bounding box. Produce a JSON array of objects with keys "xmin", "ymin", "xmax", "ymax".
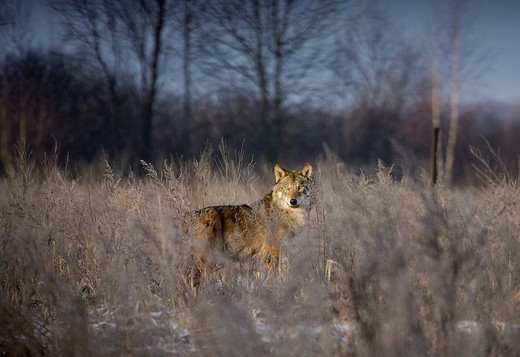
[{"xmin": 0, "ymin": 144, "xmax": 519, "ymax": 356}]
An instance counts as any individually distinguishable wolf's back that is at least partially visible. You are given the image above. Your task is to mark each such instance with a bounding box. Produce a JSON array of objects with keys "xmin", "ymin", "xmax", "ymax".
[{"xmin": 188, "ymin": 204, "xmax": 274, "ymax": 261}]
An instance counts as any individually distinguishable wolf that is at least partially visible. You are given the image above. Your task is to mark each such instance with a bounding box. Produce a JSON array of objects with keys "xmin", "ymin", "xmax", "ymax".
[{"xmin": 186, "ymin": 162, "xmax": 314, "ymax": 273}]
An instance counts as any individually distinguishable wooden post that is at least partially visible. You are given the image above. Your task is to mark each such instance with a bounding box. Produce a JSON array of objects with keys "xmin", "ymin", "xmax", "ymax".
[{"xmin": 430, "ymin": 126, "xmax": 440, "ymax": 186}]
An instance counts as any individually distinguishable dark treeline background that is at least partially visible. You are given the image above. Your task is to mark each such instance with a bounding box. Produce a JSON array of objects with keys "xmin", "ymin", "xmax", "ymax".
[{"xmin": 0, "ymin": 0, "xmax": 518, "ymax": 183}]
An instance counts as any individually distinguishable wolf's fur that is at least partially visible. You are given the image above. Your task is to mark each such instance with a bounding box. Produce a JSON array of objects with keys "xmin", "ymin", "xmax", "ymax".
[{"xmin": 187, "ymin": 163, "xmax": 314, "ymax": 271}]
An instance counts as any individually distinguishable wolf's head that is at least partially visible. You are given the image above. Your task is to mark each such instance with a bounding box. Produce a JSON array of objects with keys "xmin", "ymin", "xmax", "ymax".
[{"xmin": 272, "ymin": 162, "xmax": 313, "ymax": 211}]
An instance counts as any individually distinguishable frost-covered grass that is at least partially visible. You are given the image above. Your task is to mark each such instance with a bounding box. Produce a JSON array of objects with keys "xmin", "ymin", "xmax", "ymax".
[{"xmin": 1, "ymin": 146, "xmax": 519, "ymax": 356}]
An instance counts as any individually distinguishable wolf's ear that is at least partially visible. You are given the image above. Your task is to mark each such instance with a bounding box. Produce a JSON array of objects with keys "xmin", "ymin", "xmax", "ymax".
[
  {"xmin": 299, "ymin": 162, "xmax": 313, "ymax": 178},
  {"xmin": 274, "ymin": 164, "xmax": 289, "ymax": 183}
]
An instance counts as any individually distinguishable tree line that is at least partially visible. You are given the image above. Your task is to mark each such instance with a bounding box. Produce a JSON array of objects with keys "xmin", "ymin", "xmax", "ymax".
[{"xmin": 0, "ymin": 0, "xmax": 518, "ymax": 183}]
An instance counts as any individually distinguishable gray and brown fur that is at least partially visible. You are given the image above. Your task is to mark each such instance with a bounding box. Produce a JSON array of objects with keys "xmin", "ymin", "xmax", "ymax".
[{"xmin": 187, "ymin": 163, "xmax": 314, "ymax": 271}]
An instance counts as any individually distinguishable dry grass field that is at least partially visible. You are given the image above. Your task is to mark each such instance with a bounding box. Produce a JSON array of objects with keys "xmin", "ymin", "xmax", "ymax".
[{"xmin": 1, "ymin": 146, "xmax": 519, "ymax": 356}]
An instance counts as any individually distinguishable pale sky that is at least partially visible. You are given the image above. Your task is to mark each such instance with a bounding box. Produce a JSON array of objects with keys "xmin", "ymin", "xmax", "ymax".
[{"xmin": 386, "ymin": 0, "xmax": 520, "ymax": 102}]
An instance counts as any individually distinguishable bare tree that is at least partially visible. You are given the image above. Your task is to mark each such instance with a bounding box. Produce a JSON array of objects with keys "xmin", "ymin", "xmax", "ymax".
[
  {"xmin": 0, "ymin": 1, "xmax": 33, "ymax": 55},
  {"xmin": 180, "ymin": 0, "xmax": 192, "ymax": 143},
  {"xmin": 122, "ymin": 0, "xmax": 168, "ymax": 162},
  {"xmin": 196, "ymin": 0, "xmax": 343, "ymax": 161},
  {"xmin": 168, "ymin": 0, "xmax": 206, "ymax": 150},
  {"xmin": 430, "ymin": 38, "xmax": 442, "ymax": 186},
  {"xmin": 431, "ymin": 0, "xmax": 489, "ymax": 185},
  {"xmin": 52, "ymin": 0, "xmax": 171, "ymax": 163},
  {"xmin": 0, "ymin": 0, "xmax": 12, "ymax": 29},
  {"xmin": 330, "ymin": 2, "xmax": 422, "ymax": 166},
  {"xmin": 52, "ymin": 0, "xmax": 129, "ymax": 160},
  {"xmin": 444, "ymin": 0, "xmax": 462, "ymax": 186},
  {"xmin": 332, "ymin": 2, "xmax": 421, "ymax": 112},
  {"xmin": 0, "ymin": 0, "xmax": 13, "ymax": 173},
  {"xmin": 0, "ymin": 1, "xmax": 38, "ymax": 174}
]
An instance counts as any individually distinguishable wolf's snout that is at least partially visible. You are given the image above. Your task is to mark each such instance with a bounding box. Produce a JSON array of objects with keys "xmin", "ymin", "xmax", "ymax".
[{"xmin": 289, "ymin": 199, "xmax": 298, "ymax": 207}]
